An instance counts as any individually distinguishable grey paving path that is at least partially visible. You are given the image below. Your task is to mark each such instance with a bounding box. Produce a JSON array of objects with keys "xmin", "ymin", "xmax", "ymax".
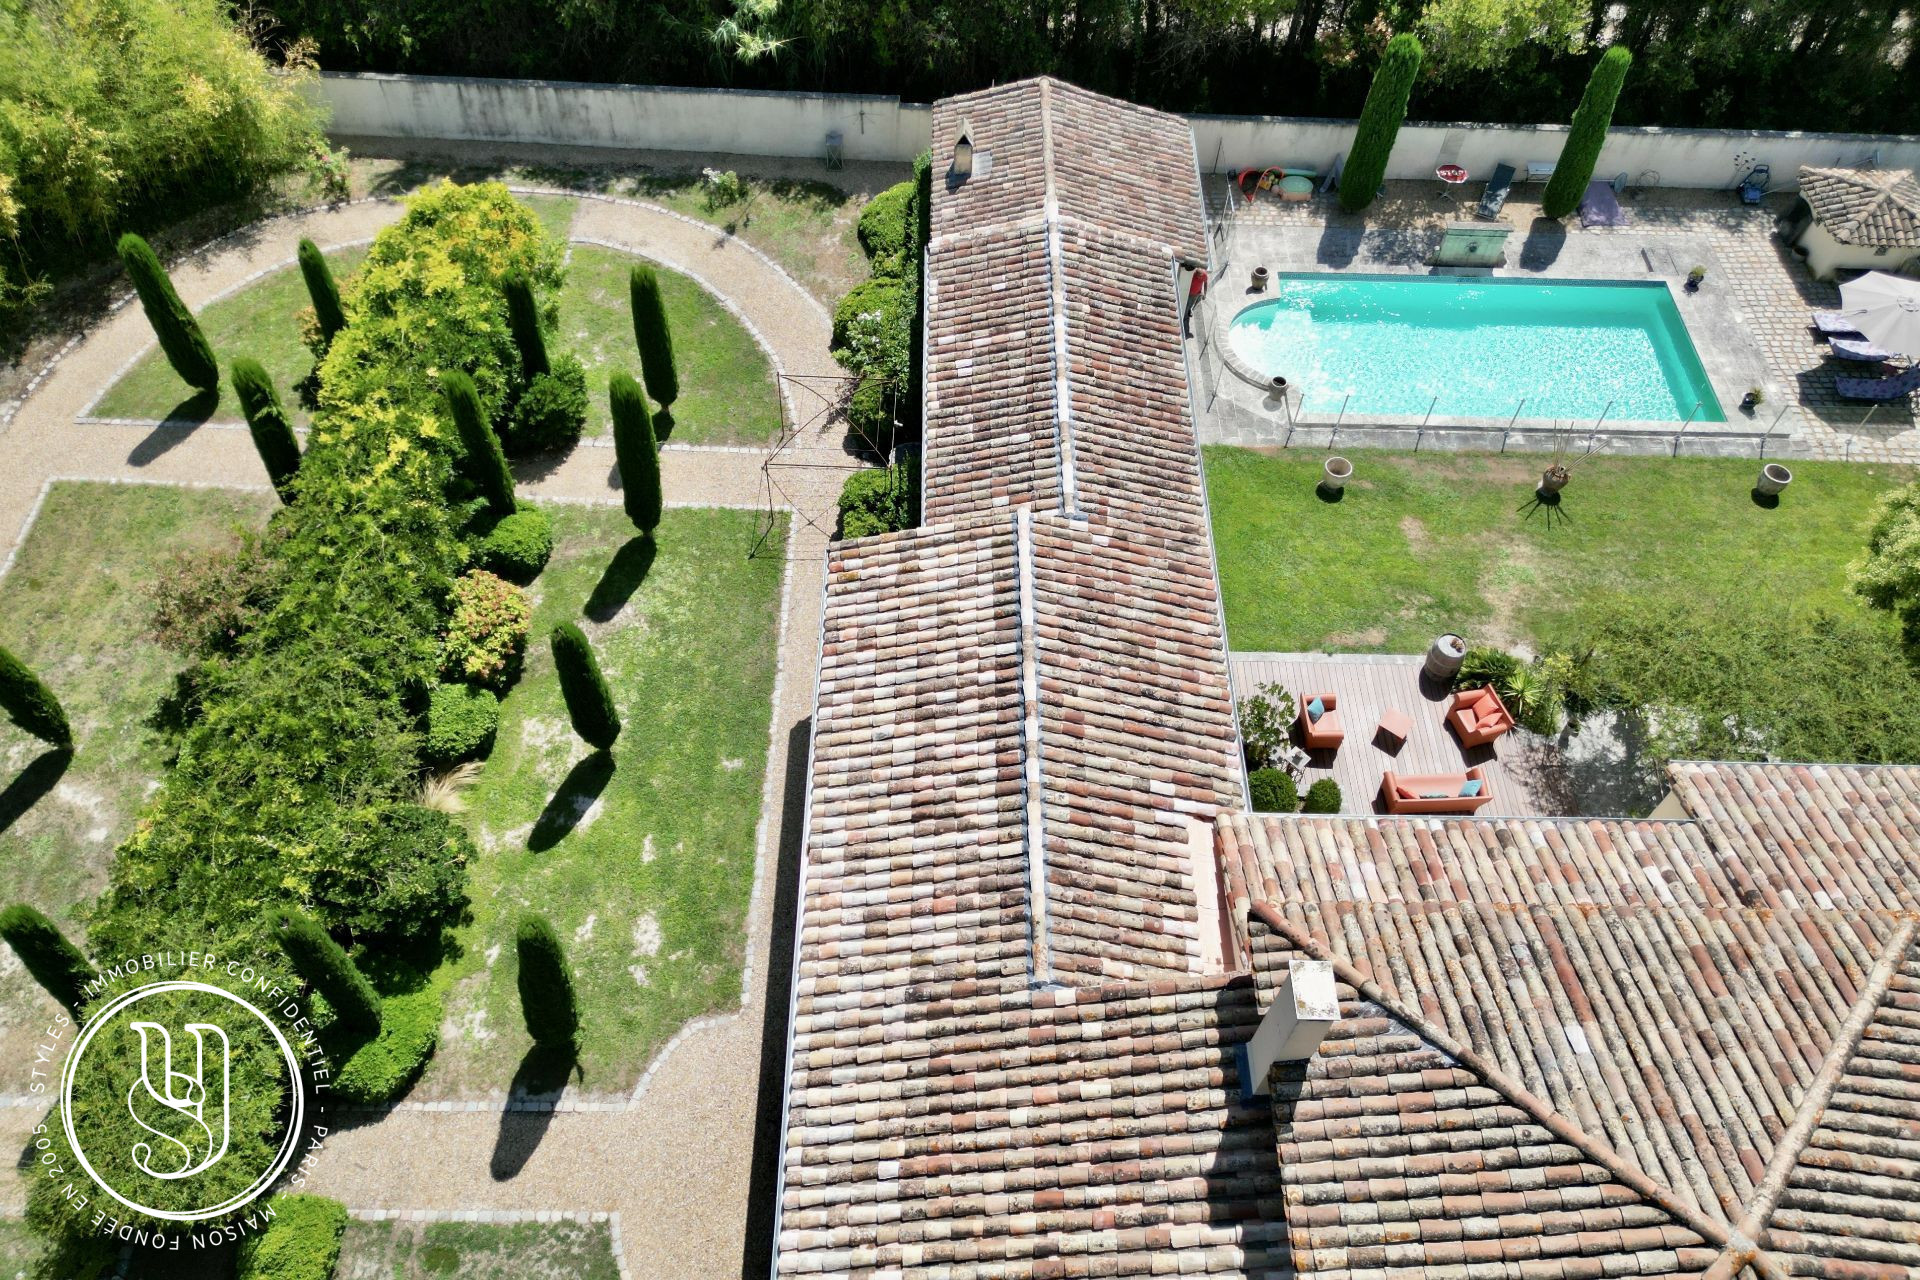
[{"xmin": 0, "ymin": 191, "xmax": 860, "ymax": 1279}]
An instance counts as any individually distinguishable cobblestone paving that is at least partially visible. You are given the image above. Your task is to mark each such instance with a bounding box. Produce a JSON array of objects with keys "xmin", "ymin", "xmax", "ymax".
[
  {"xmin": 1211, "ymin": 179, "xmax": 1920, "ymax": 462},
  {"xmin": 0, "ymin": 190, "xmax": 860, "ymax": 1280}
]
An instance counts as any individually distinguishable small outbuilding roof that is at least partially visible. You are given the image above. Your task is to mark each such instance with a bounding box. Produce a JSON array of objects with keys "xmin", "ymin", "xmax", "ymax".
[{"xmin": 1797, "ymin": 165, "xmax": 1920, "ymax": 247}]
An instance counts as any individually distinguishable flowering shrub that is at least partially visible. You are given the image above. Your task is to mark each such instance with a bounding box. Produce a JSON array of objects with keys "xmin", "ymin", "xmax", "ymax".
[{"xmin": 440, "ymin": 569, "xmax": 531, "ymax": 689}]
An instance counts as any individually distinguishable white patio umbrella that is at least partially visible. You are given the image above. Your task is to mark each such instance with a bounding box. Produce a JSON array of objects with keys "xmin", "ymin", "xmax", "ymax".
[{"xmin": 1838, "ymin": 271, "xmax": 1920, "ymax": 358}]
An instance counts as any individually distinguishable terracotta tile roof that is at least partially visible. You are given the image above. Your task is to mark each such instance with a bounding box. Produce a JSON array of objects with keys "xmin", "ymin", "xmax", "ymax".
[
  {"xmin": 1797, "ymin": 166, "xmax": 1920, "ymax": 248},
  {"xmin": 1219, "ymin": 761, "xmax": 1920, "ymax": 1280}
]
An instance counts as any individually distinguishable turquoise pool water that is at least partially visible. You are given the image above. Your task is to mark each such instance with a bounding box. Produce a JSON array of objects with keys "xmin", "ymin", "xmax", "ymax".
[{"xmin": 1228, "ymin": 275, "xmax": 1725, "ymax": 423}]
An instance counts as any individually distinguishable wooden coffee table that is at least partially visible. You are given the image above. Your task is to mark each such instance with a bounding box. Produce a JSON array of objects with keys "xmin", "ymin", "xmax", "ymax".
[{"xmin": 1377, "ymin": 708, "xmax": 1412, "ymax": 747}]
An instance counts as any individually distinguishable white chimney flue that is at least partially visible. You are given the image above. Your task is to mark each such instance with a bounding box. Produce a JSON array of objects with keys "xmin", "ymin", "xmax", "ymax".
[{"xmin": 1245, "ymin": 959, "xmax": 1338, "ymax": 1089}]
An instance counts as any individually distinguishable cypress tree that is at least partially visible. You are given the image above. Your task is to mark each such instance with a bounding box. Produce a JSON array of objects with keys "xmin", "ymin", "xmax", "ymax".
[
  {"xmin": 0, "ymin": 646, "xmax": 69, "ymax": 748},
  {"xmin": 230, "ymin": 358, "xmax": 301, "ymax": 502},
  {"xmin": 515, "ymin": 913, "xmax": 579, "ymax": 1052},
  {"xmin": 551, "ymin": 622, "xmax": 620, "ymax": 750},
  {"xmin": 1542, "ymin": 47, "xmax": 1635, "ymax": 220},
  {"xmin": 629, "ymin": 265, "xmax": 680, "ymax": 407},
  {"xmin": 117, "ymin": 233, "xmax": 219, "ymax": 393},
  {"xmin": 440, "ymin": 370, "xmax": 517, "ymax": 517},
  {"xmin": 503, "ymin": 272, "xmax": 550, "ymax": 379},
  {"xmin": 275, "ymin": 908, "xmax": 382, "ymax": 1037},
  {"xmin": 0, "ymin": 904, "xmax": 93, "ymax": 1016},
  {"xmin": 1339, "ymin": 34, "xmax": 1425, "ymax": 215},
  {"xmin": 609, "ymin": 372, "xmax": 662, "ymax": 534},
  {"xmin": 297, "ymin": 239, "xmax": 347, "ymax": 351}
]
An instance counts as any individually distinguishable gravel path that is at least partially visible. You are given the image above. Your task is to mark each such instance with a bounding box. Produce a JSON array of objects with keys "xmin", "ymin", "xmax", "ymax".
[{"xmin": 0, "ymin": 191, "xmax": 860, "ymax": 1278}]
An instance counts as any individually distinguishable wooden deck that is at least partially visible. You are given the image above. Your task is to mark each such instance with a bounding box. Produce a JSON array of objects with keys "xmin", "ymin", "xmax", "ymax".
[{"xmin": 1232, "ymin": 652, "xmax": 1557, "ymax": 816}]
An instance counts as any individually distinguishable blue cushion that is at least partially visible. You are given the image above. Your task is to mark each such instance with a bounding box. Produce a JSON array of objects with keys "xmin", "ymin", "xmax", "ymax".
[
  {"xmin": 1307, "ymin": 697, "xmax": 1325, "ymax": 723},
  {"xmin": 1461, "ymin": 779, "xmax": 1483, "ymax": 797}
]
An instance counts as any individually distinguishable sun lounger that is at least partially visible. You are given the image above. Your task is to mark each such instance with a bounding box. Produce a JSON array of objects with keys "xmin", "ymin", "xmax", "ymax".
[
  {"xmin": 1579, "ymin": 180, "xmax": 1628, "ymax": 228},
  {"xmin": 1476, "ymin": 163, "xmax": 1515, "ymax": 221},
  {"xmin": 1837, "ymin": 365, "xmax": 1920, "ymax": 401},
  {"xmin": 1812, "ymin": 310, "xmax": 1866, "ymax": 337},
  {"xmin": 1830, "ymin": 337, "xmax": 1898, "ymax": 363}
]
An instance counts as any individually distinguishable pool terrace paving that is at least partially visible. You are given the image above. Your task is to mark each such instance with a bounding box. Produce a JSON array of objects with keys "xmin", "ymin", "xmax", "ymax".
[{"xmin": 1193, "ymin": 179, "xmax": 1920, "ymax": 463}]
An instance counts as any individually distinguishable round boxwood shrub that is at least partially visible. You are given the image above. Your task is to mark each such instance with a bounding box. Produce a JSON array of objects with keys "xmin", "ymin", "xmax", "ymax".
[
  {"xmin": 832, "ymin": 277, "xmax": 906, "ymax": 352},
  {"xmin": 479, "ymin": 507, "xmax": 554, "ymax": 582},
  {"xmin": 440, "ymin": 569, "xmax": 531, "ymax": 690},
  {"xmin": 236, "ymin": 1194, "xmax": 346, "ymax": 1280},
  {"xmin": 1302, "ymin": 779, "xmax": 1343, "ymax": 814},
  {"xmin": 329, "ymin": 957, "xmax": 442, "ymax": 1105},
  {"xmin": 857, "ymin": 181, "xmax": 915, "ymax": 275},
  {"xmin": 505, "ymin": 353, "xmax": 587, "ymax": 456},
  {"xmin": 837, "ymin": 466, "xmax": 911, "ymax": 540},
  {"xmin": 425, "ymin": 681, "xmax": 500, "ymax": 766},
  {"xmin": 1249, "ymin": 768, "xmax": 1299, "ymax": 813}
]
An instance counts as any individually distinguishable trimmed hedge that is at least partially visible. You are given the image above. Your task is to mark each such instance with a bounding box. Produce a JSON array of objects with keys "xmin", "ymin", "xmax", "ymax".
[
  {"xmin": 1249, "ymin": 768, "xmax": 1299, "ymax": 812},
  {"xmin": 235, "ymin": 1194, "xmax": 347, "ymax": 1280},
  {"xmin": 837, "ymin": 465, "xmax": 917, "ymax": 539},
  {"xmin": 479, "ymin": 508, "xmax": 554, "ymax": 582},
  {"xmin": 230, "ymin": 357, "xmax": 301, "ymax": 502},
  {"xmin": 610, "ymin": 371, "xmax": 663, "ymax": 534},
  {"xmin": 1542, "ymin": 47, "xmax": 1634, "ymax": 220},
  {"xmin": 857, "ymin": 181, "xmax": 916, "ymax": 275},
  {"xmin": 425, "ymin": 681, "xmax": 500, "ymax": 765},
  {"xmin": 297, "ymin": 238, "xmax": 347, "ymax": 351},
  {"xmin": 117, "ymin": 233, "xmax": 219, "ymax": 392},
  {"xmin": 1302, "ymin": 779, "xmax": 1343, "ymax": 814},
  {"xmin": 275, "ymin": 907, "xmax": 381, "ymax": 1037},
  {"xmin": 0, "ymin": 644, "xmax": 70, "ymax": 747},
  {"xmin": 92, "ymin": 183, "xmax": 552, "ymax": 961},
  {"xmin": 552, "ymin": 622, "xmax": 621, "ymax": 749},
  {"xmin": 629, "ymin": 264, "xmax": 680, "ymax": 407},
  {"xmin": 0, "ymin": 903, "xmax": 93, "ymax": 1015},
  {"xmin": 330, "ymin": 957, "xmax": 441, "ymax": 1104},
  {"xmin": 516, "ymin": 913, "xmax": 580, "ymax": 1052},
  {"xmin": 1339, "ymin": 35, "xmax": 1424, "ymax": 214},
  {"xmin": 832, "ymin": 277, "xmax": 907, "ymax": 352}
]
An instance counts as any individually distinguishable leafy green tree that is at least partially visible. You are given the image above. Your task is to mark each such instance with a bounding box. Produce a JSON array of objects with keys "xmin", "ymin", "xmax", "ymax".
[
  {"xmin": 1853, "ymin": 481, "xmax": 1920, "ymax": 623},
  {"xmin": 610, "ymin": 372, "xmax": 662, "ymax": 534},
  {"xmin": 440, "ymin": 370, "xmax": 517, "ymax": 517},
  {"xmin": 0, "ymin": 904, "xmax": 92, "ymax": 1015},
  {"xmin": 551, "ymin": 622, "xmax": 620, "ymax": 749},
  {"xmin": 515, "ymin": 913, "xmax": 579, "ymax": 1051},
  {"xmin": 230, "ymin": 358, "xmax": 301, "ymax": 501},
  {"xmin": 629, "ymin": 265, "xmax": 680, "ymax": 407},
  {"xmin": 275, "ymin": 908, "xmax": 382, "ymax": 1037},
  {"xmin": 503, "ymin": 271, "xmax": 550, "ymax": 378},
  {"xmin": 1249, "ymin": 768, "xmax": 1299, "ymax": 812},
  {"xmin": 117, "ymin": 233, "xmax": 219, "ymax": 392},
  {"xmin": 1340, "ymin": 35, "xmax": 1424, "ymax": 214},
  {"xmin": 297, "ymin": 239, "xmax": 347, "ymax": 351},
  {"xmin": 0, "ymin": 645, "xmax": 70, "ymax": 747},
  {"xmin": 1542, "ymin": 46, "xmax": 1634, "ymax": 219}
]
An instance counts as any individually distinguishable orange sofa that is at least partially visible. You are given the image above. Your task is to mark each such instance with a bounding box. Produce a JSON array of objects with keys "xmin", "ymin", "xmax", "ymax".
[
  {"xmin": 1448, "ymin": 686, "xmax": 1514, "ymax": 748},
  {"xmin": 1381, "ymin": 767, "xmax": 1493, "ymax": 815},
  {"xmin": 1297, "ymin": 691, "xmax": 1344, "ymax": 750}
]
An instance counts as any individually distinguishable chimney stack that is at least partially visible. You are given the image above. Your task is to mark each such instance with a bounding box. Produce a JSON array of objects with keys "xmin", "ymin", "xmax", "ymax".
[{"xmin": 1245, "ymin": 959, "xmax": 1338, "ymax": 1092}]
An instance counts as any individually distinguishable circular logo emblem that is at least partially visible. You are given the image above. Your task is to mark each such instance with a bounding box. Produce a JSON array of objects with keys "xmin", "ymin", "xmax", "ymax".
[{"xmin": 58, "ymin": 980, "xmax": 307, "ymax": 1223}]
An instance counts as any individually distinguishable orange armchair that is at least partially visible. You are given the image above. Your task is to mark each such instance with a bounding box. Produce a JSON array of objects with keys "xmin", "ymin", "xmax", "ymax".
[
  {"xmin": 1448, "ymin": 686, "xmax": 1514, "ymax": 747},
  {"xmin": 1297, "ymin": 691, "xmax": 1343, "ymax": 750}
]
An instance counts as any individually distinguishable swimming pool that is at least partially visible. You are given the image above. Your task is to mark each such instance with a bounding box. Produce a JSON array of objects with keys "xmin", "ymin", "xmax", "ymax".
[{"xmin": 1226, "ymin": 275, "xmax": 1724, "ymax": 423}]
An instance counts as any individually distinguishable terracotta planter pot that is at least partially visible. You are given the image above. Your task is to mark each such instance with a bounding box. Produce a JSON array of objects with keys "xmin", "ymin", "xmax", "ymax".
[
  {"xmin": 1322, "ymin": 456, "xmax": 1352, "ymax": 492},
  {"xmin": 1540, "ymin": 465, "xmax": 1570, "ymax": 495},
  {"xmin": 1251, "ymin": 265, "xmax": 1270, "ymax": 292}
]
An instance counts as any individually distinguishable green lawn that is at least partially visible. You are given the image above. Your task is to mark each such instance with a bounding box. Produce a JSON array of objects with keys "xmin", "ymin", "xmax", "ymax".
[
  {"xmin": 337, "ymin": 1218, "xmax": 619, "ymax": 1280},
  {"xmin": 556, "ymin": 245, "xmax": 782, "ymax": 445},
  {"xmin": 1204, "ymin": 447, "xmax": 1914, "ymax": 653},
  {"xmin": 630, "ymin": 173, "xmax": 872, "ymax": 307},
  {"xmin": 91, "ymin": 245, "xmax": 369, "ymax": 424},
  {"xmin": 421, "ymin": 504, "xmax": 786, "ymax": 1096},
  {"xmin": 522, "ymin": 193, "xmax": 578, "ymax": 247}
]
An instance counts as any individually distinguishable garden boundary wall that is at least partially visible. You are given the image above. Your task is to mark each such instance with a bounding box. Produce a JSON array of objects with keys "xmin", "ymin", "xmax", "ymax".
[{"xmin": 315, "ymin": 72, "xmax": 1920, "ymax": 190}]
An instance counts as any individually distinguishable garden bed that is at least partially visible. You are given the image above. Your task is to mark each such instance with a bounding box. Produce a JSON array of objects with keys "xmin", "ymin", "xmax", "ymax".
[{"xmin": 336, "ymin": 1217, "xmax": 619, "ymax": 1280}]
